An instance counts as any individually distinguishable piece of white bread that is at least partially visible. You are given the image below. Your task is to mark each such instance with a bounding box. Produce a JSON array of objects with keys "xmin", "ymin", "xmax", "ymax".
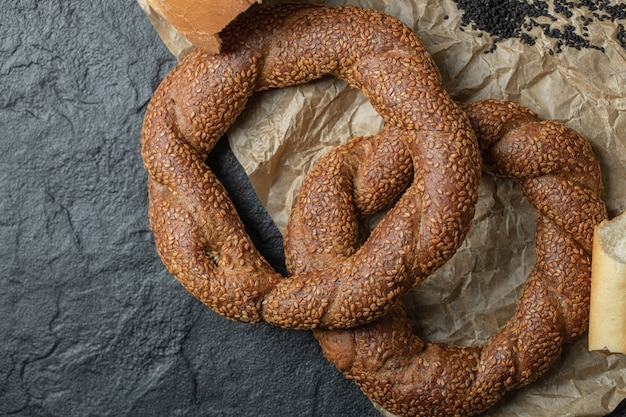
[
  {"xmin": 145, "ymin": 0, "xmax": 261, "ymax": 54},
  {"xmin": 588, "ymin": 210, "xmax": 626, "ymax": 353}
]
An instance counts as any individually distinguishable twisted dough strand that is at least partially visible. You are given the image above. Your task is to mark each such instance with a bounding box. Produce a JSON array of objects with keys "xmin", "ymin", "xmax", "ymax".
[
  {"xmin": 306, "ymin": 100, "xmax": 607, "ymax": 416},
  {"xmin": 142, "ymin": 4, "xmax": 481, "ymax": 329}
]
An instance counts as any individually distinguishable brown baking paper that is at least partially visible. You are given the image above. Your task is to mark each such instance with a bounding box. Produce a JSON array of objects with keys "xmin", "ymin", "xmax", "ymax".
[{"xmin": 139, "ymin": 0, "xmax": 626, "ymax": 415}]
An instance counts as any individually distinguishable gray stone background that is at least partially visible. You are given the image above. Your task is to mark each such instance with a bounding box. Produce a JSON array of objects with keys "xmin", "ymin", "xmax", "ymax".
[
  {"xmin": 2, "ymin": 1, "xmax": 626, "ymax": 417},
  {"xmin": 0, "ymin": 1, "xmax": 379, "ymax": 416}
]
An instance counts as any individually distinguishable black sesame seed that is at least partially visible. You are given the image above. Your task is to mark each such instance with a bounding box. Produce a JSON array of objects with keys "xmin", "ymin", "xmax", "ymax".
[
  {"xmin": 617, "ymin": 23, "xmax": 626, "ymax": 48},
  {"xmin": 451, "ymin": 0, "xmax": 626, "ymax": 53}
]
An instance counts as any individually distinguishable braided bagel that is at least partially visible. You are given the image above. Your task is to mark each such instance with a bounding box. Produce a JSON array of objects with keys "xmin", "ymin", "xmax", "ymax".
[
  {"xmin": 302, "ymin": 99, "xmax": 608, "ymax": 417},
  {"xmin": 142, "ymin": 4, "xmax": 481, "ymax": 329}
]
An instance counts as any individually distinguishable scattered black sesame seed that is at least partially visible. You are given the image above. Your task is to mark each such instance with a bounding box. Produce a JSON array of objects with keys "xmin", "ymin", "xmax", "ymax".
[
  {"xmin": 452, "ymin": 0, "xmax": 626, "ymax": 53},
  {"xmin": 618, "ymin": 23, "xmax": 626, "ymax": 49}
]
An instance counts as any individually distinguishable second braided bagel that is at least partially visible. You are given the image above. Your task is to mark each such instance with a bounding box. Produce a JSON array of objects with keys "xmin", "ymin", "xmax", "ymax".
[{"xmin": 304, "ymin": 99, "xmax": 607, "ymax": 416}]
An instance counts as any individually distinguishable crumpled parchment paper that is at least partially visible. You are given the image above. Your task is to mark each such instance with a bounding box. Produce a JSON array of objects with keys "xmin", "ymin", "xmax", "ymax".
[{"xmin": 139, "ymin": 0, "xmax": 626, "ymax": 415}]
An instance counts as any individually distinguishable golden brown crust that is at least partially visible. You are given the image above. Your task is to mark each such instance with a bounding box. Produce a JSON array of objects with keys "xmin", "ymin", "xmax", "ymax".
[
  {"xmin": 588, "ymin": 211, "xmax": 626, "ymax": 353},
  {"xmin": 141, "ymin": 4, "xmax": 481, "ymax": 329},
  {"xmin": 146, "ymin": 0, "xmax": 261, "ymax": 53},
  {"xmin": 306, "ymin": 99, "xmax": 607, "ymax": 416}
]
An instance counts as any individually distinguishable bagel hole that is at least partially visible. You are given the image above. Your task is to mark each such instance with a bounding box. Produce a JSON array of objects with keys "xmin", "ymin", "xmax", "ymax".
[
  {"xmin": 356, "ymin": 201, "xmax": 408, "ymax": 246},
  {"xmin": 402, "ymin": 175, "xmax": 537, "ymax": 347},
  {"xmin": 228, "ymin": 78, "xmax": 385, "ymax": 234},
  {"xmin": 357, "ymin": 212, "xmax": 380, "ymax": 247}
]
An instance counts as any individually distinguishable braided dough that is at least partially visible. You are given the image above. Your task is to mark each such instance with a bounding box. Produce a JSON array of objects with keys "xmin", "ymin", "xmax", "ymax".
[
  {"xmin": 304, "ymin": 99, "xmax": 607, "ymax": 416},
  {"xmin": 142, "ymin": 4, "xmax": 481, "ymax": 329}
]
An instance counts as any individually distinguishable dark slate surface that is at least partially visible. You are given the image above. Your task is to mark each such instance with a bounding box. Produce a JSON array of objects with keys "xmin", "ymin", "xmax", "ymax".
[
  {"xmin": 0, "ymin": 1, "xmax": 379, "ymax": 416},
  {"xmin": 3, "ymin": 2, "xmax": 626, "ymax": 417}
]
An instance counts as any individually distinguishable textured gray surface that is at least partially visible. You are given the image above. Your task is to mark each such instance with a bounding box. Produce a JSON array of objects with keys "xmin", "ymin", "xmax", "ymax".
[
  {"xmin": 0, "ymin": 1, "xmax": 378, "ymax": 416},
  {"xmin": 3, "ymin": 2, "xmax": 626, "ymax": 417}
]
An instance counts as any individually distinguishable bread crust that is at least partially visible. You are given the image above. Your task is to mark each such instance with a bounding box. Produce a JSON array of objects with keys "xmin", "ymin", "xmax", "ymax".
[
  {"xmin": 146, "ymin": 0, "xmax": 260, "ymax": 53},
  {"xmin": 589, "ymin": 211, "xmax": 626, "ymax": 353}
]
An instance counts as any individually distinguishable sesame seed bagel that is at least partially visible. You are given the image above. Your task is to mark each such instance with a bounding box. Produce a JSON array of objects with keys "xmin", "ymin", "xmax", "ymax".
[
  {"xmin": 141, "ymin": 4, "xmax": 481, "ymax": 329},
  {"xmin": 308, "ymin": 99, "xmax": 608, "ymax": 416}
]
